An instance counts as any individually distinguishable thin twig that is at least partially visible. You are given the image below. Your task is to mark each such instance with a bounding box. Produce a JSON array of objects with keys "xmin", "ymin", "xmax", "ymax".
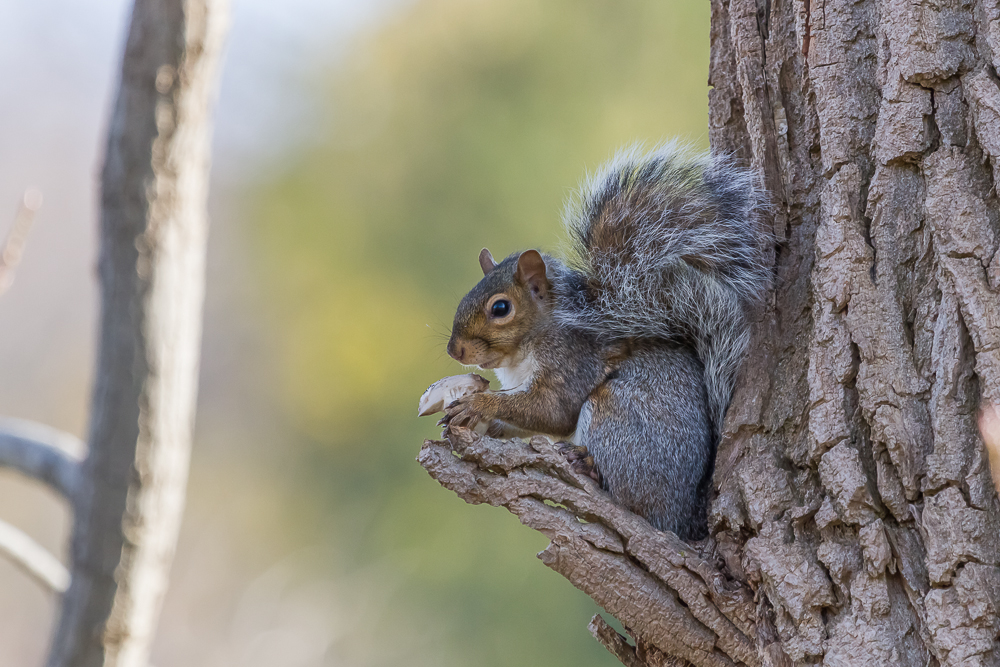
[
  {"xmin": 0, "ymin": 189, "xmax": 43, "ymax": 296},
  {"xmin": 0, "ymin": 517, "xmax": 70, "ymax": 593},
  {"xmin": 0, "ymin": 417, "xmax": 84, "ymax": 501},
  {"xmin": 589, "ymin": 615, "xmax": 648, "ymax": 667}
]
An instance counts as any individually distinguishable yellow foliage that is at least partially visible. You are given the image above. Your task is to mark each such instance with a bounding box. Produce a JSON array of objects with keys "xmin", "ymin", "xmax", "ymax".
[
  {"xmin": 243, "ymin": 0, "xmax": 711, "ymax": 664},
  {"xmin": 281, "ymin": 276, "xmax": 434, "ymax": 439}
]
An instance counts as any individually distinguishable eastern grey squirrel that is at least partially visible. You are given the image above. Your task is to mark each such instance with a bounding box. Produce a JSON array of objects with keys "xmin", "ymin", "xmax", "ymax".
[{"xmin": 439, "ymin": 144, "xmax": 770, "ymax": 540}]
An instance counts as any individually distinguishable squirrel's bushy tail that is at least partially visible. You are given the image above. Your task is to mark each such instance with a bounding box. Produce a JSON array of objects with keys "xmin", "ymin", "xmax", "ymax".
[{"xmin": 557, "ymin": 144, "xmax": 771, "ymax": 433}]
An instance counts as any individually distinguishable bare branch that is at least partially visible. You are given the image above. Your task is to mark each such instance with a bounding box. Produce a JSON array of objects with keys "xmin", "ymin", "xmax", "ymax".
[
  {"xmin": 0, "ymin": 517, "xmax": 70, "ymax": 593},
  {"xmin": 589, "ymin": 614, "xmax": 648, "ymax": 667},
  {"xmin": 0, "ymin": 417, "xmax": 83, "ymax": 501},
  {"xmin": 48, "ymin": 1, "xmax": 230, "ymax": 665},
  {"xmin": 419, "ymin": 427, "xmax": 760, "ymax": 667}
]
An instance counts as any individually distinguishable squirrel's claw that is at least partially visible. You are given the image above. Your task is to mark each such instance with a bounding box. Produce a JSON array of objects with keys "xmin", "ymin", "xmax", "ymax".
[
  {"xmin": 439, "ymin": 395, "xmax": 483, "ymax": 431},
  {"xmin": 558, "ymin": 442, "xmax": 602, "ymax": 484}
]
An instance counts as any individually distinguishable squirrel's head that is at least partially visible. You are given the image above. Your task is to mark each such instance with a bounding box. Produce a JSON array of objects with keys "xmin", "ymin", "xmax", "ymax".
[{"xmin": 447, "ymin": 248, "xmax": 553, "ymax": 369}]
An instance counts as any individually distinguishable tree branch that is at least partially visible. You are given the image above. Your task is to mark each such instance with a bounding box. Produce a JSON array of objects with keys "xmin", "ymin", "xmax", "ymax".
[
  {"xmin": 0, "ymin": 417, "xmax": 83, "ymax": 501},
  {"xmin": 419, "ymin": 427, "xmax": 760, "ymax": 667},
  {"xmin": 0, "ymin": 517, "xmax": 70, "ymax": 593},
  {"xmin": 48, "ymin": 1, "xmax": 230, "ymax": 664},
  {"xmin": 589, "ymin": 614, "xmax": 648, "ymax": 667}
]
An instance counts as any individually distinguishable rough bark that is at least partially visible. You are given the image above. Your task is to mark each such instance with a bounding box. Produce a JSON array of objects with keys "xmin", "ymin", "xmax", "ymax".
[
  {"xmin": 710, "ymin": 0, "xmax": 1000, "ymax": 663},
  {"xmin": 421, "ymin": 430, "xmax": 760, "ymax": 667},
  {"xmin": 45, "ymin": 1, "xmax": 228, "ymax": 666},
  {"xmin": 421, "ymin": 0, "xmax": 1000, "ymax": 664}
]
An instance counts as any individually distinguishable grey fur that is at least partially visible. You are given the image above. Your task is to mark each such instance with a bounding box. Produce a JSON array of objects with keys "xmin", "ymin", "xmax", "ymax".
[
  {"xmin": 557, "ymin": 143, "xmax": 770, "ymax": 434},
  {"xmin": 446, "ymin": 144, "xmax": 769, "ymax": 540},
  {"xmin": 551, "ymin": 145, "xmax": 769, "ymax": 538},
  {"xmin": 579, "ymin": 345, "xmax": 713, "ymax": 537}
]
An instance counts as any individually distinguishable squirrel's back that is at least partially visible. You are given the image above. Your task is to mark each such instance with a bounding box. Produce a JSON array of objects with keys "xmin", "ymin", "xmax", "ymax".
[{"xmin": 555, "ymin": 144, "xmax": 770, "ymax": 435}]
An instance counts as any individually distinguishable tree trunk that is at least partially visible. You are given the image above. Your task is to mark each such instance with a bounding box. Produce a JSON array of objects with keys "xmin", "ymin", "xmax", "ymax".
[
  {"xmin": 711, "ymin": 0, "xmax": 1000, "ymax": 663},
  {"xmin": 422, "ymin": 0, "xmax": 1000, "ymax": 664},
  {"xmin": 46, "ymin": 1, "xmax": 228, "ymax": 665}
]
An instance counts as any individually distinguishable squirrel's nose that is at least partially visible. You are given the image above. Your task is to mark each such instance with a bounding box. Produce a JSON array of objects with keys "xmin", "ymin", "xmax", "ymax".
[{"xmin": 447, "ymin": 339, "xmax": 466, "ymax": 363}]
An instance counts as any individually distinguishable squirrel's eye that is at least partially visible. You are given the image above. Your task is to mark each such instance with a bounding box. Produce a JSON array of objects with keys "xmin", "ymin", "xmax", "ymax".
[{"xmin": 490, "ymin": 300, "xmax": 511, "ymax": 318}]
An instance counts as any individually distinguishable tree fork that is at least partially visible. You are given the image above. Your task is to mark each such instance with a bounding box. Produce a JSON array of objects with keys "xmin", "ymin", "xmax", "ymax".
[
  {"xmin": 46, "ymin": 1, "xmax": 229, "ymax": 665},
  {"xmin": 422, "ymin": 0, "xmax": 1000, "ymax": 663},
  {"xmin": 420, "ymin": 429, "xmax": 761, "ymax": 667}
]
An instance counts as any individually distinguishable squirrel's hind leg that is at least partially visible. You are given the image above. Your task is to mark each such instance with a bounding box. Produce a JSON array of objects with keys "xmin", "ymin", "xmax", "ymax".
[{"xmin": 579, "ymin": 347, "xmax": 713, "ymax": 540}]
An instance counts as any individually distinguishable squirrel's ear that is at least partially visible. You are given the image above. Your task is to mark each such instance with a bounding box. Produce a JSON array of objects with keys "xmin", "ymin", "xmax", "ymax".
[
  {"xmin": 516, "ymin": 250, "xmax": 549, "ymax": 300},
  {"xmin": 479, "ymin": 248, "xmax": 496, "ymax": 275}
]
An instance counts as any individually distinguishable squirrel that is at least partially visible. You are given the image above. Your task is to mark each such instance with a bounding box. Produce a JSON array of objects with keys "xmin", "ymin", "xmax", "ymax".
[{"xmin": 439, "ymin": 144, "xmax": 769, "ymax": 540}]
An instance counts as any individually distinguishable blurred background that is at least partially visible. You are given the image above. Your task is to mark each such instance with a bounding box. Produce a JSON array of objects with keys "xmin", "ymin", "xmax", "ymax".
[{"xmin": 0, "ymin": 0, "xmax": 709, "ymax": 665}]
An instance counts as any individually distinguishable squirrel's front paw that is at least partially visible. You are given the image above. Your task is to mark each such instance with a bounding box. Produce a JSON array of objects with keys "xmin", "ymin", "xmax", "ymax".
[
  {"xmin": 558, "ymin": 443, "xmax": 602, "ymax": 483},
  {"xmin": 438, "ymin": 393, "xmax": 493, "ymax": 431}
]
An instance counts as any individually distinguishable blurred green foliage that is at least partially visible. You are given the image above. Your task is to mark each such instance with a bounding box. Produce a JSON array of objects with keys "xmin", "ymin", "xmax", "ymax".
[{"xmin": 246, "ymin": 0, "xmax": 709, "ymax": 664}]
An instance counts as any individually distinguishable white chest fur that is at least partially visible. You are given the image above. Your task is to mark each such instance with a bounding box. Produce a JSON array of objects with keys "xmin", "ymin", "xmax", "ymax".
[{"xmin": 493, "ymin": 352, "xmax": 538, "ymax": 391}]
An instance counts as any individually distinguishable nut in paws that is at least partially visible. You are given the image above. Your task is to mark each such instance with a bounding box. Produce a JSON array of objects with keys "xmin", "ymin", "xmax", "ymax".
[{"xmin": 438, "ymin": 393, "xmax": 492, "ymax": 430}]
